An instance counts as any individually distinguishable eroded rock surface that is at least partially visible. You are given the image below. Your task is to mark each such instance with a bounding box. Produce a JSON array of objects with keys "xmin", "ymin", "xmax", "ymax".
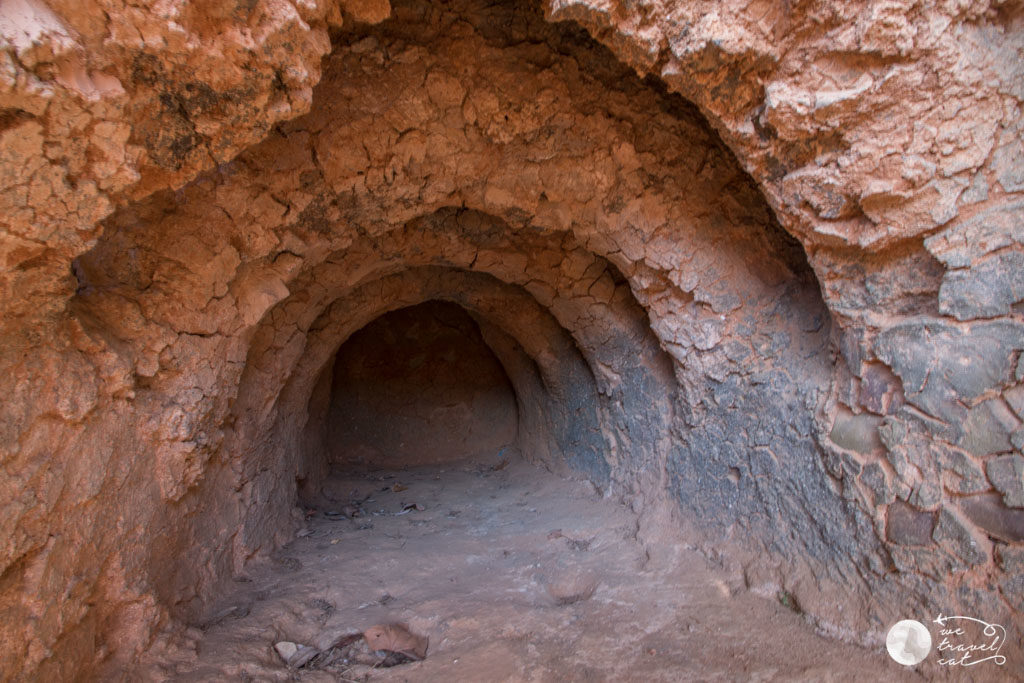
[{"xmin": 0, "ymin": 0, "xmax": 1021, "ymax": 678}]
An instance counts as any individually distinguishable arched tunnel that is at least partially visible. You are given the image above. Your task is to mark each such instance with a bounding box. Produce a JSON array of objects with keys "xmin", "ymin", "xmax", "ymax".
[
  {"xmin": 65, "ymin": 0, "xmax": 865, "ymax": 668},
  {"xmin": 2, "ymin": 0, "xmax": 1022, "ymax": 678}
]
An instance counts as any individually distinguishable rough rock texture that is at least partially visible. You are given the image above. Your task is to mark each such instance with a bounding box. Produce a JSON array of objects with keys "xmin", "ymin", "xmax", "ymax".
[{"xmin": 0, "ymin": 0, "xmax": 1022, "ymax": 678}]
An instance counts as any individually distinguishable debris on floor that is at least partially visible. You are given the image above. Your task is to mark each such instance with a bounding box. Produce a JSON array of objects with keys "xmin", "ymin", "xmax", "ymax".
[
  {"xmin": 363, "ymin": 623, "xmax": 429, "ymax": 661},
  {"xmin": 137, "ymin": 457, "xmax": 919, "ymax": 681},
  {"xmin": 273, "ymin": 622, "xmax": 428, "ymax": 672}
]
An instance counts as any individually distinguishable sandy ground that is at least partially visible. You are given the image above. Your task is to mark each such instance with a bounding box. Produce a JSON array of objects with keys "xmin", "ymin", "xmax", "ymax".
[{"xmin": 137, "ymin": 456, "xmax": 924, "ymax": 681}]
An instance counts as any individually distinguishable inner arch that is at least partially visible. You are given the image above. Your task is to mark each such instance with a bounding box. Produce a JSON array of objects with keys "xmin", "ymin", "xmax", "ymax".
[{"xmin": 326, "ymin": 300, "xmax": 518, "ymax": 468}]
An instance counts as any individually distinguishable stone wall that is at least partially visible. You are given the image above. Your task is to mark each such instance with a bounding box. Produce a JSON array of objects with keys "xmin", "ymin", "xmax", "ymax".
[{"xmin": 0, "ymin": 0, "xmax": 1021, "ymax": 677}]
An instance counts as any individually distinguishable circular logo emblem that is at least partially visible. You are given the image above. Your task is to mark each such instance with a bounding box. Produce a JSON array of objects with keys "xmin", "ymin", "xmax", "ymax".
[{"xmin": 886, "ymin": 619, "xmax": 932, "ymax": 665}]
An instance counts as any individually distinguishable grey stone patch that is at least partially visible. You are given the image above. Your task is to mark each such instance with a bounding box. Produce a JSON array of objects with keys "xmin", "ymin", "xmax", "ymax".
[
  {"xmin": 557, "ymin": 356, "xmax": 612, "ymax": 487},
  {"xmin": 909, "ymin": 480, "xmax": 941, "ymax": 510},
  {"xmin": 1006, "ymin": 384, "xmax": 1024, "ymax": 419},
  {"xmin": 999, "ymin": 574, "xmax": 1024, "ymax": 611},
  {"xmin": 926, "ymin": 176, "xmax": 966, "ymax": 225},
  {"xmin": 923, "ymin": 199, "xmax": 1024, "ymax": 268},
  {"xmin": 829, "ymin": 409, "xmax": 883, "ymax": 455},
  {"xmin": 887, "ymin": 500, "xmax": 935, "ymax": 545},
  {"xmin": 959, "ymin": 172, "xmax": 988, "ymax": 205},
  {"xmin": 995, "ymin": 544, "xmax": 1024, "ymax": 573},
  {"xmin": 960, "ymin": 493, "xmax": 1024, "ymax": 543},
  {"xmin": 860, "ymin": 462, "xmax": 894, "ymax": 506},
  {"xmin": 701, "ymin": 353, "xmax": 732, "ymax": 383},
  {"xmin": 841, "ymin": 457, "xmax": 865, "ymax": 502},
  {"xmin": 722, "ymin": 340, "xmax": 751, "ymax": 363},
  {"xmin": 936, "ymin": 446, "xmax": 989, "ymax": 494},
  {"xmin": 887, "ymin": 546, "xmax": 917, "ymax": 574},
  {"xmin": 667, "ymin": 357, "xmax": 881, "ymax": 584},
  {"xmin": 939, "ymin": 250, "xmax": 1024, "ymax": 320},
  {"xmin": 960, "ymin": 399, "xmax": 1017, "ymax": 456},
  {"xmin": 759, "ymin": 331, "xmax": 791, "ymax": 358},
  {"xmin": 890, "ymin": 544, "xmax": 961, "ymax": 582},
  {"xmin": 704, "ymin": 288, "xmax": 741, "ymax": 314},
  {"xmin": 985, "ymin": 454, "xmax": 1024, "ymax": 508},
  {"xmin": 840, "ymin": 327, "xmax": 865, "ymax": 375},
  {"xmin": 866, "ymin": 551, "xmax": 887, "ymax": 575},
  {"xmin": 991, "ymin": 119, "xmax": 1024, "ymax": 192},
  {"xmin": 883, "ymin": 448, "xmax": 914, "ymax": 486},
  {"xmin": 878, "ymin": 416, "xmax": 907, "ymax": 451},
  {"xmin": 822, "ymin": 449, "xmax": 843, "ymax": 479},
  {"xmin": 874, "ymin": 320, "xmax": 1024, "ymax": 425},
  {"xmin": 879, "ymin": 412, "xmax": 948, "ymax": 495},
  {"xmin": 932, "ymin": 507, "xmax": 988, "ymax": 567},
  {"xmin": 1012, "ymin": 429, "xmax": 1024, "ymax": 451},
  {"xmin": 684, "ymin": 316, "xmax": 723, "ymax": 351},
  {"xmin": 1018, "ymin": 354, "xmax": 1024, "ymax": 382},
  {"xmin": 712, "ymin": 373, "xmax": 743, "ymax": 408},
  {"xmin": 859, "ymin": 362, "xmax": 902, "ymax": 415}
]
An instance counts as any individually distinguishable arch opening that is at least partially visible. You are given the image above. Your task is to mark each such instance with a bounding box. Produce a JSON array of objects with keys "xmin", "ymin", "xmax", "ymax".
[
  {"xmin": 323, "ymin": 300, "xmax": 520, "ymax": 470},
  {"xmin": 8, "ymin": 0, "xmax": 914, "ymax": 676}
]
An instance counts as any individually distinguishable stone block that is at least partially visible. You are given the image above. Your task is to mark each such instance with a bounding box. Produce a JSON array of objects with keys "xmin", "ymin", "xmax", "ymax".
[
  {"xmin": 909, "ymin": 480, "xmax": 941, "ymax": 510},
  {"xmin": 859, "ymin": 362, "xmax": 902, "ymax": 415},
  {"xmin": 959, "ymin": 172, "xmax": 988, "ymax": 205},
  {"xmin": 991, "ymin": 119, "xmax": 1024, "ymax": 192},
  {"xmin": 874, "ymin": 320, "xmax": 1024, "ymax": 426},
  {"xmin": 1006, "ymin": 385, "xmax": 1024, "ymax": 419},
  {"xmin": 840, "ymin": 327, "xmax": 865, "ymax": 375},
  {"xmin": 933, "ymin": 506, "xmax": 988, "ymax": 566},
  {"xmin": 939, "ymin": 250, "xmax": 1024, "ymax": 320},
  {"xmin": 995, "ymin": 544, "xmax": 1024, "ymax": 573},
  {"xmin": 995, "ymin": 546, "xmax": 1024, "ymax": 611},
  {"xmin": 829, "ymin": 408, "xmax": 883, "ymax": 455},
  {"xmin": 936, "ymin": 447, "xmax": 989, "ymax": 494},
  {"xmin": 999, "ymin": 574, "xmax": 1024, "ymax": 611},
  {"xmin": 878, "ymin": 416, "xmax": 906, "ymax": 451},
  {"xmin": 924, "ymin": 199, "xmax": 1024, "ymax": 268},
  {"xmin": 959, "ymin": 399, "xmax": 1017, "ymax": 456},
  {"xmin": 960, "ymin": 493, "xmax": 1024, "ymax": 542},
  {"xmin": 985, "ymin": 454, "xmax": 1024, "ymax": 508},
  {"xmin": 860, "ymin": 462, "xmax": 894, "ymax": 506},
  {"xmin": 886, "ymin": 500, "xmax": 935, "ymax": 546}
]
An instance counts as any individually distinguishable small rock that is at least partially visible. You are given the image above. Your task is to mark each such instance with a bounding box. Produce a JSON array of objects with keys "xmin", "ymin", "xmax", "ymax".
[
  {"xmin": 275, "ymin": 641, "xmax": 298, "ymax": 662},
  {"xmin": 986, "ymin": 454, "xmax": 1024, "ymax": 508},
  {"xmin": 546, "ymin": 569, "xmax": 598, "ymax": 605}
]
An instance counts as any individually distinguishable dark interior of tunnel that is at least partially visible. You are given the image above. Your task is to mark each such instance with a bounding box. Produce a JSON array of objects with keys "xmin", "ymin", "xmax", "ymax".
[{"xmin": 326, "ymin": 300, "xmax": 519, "ymax": 469}]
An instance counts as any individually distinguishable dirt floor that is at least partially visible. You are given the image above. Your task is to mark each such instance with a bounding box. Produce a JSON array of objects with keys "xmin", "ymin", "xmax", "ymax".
[{"xmin": 136, "ymin": 455, "xmax": 922, "ymax": 681}]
